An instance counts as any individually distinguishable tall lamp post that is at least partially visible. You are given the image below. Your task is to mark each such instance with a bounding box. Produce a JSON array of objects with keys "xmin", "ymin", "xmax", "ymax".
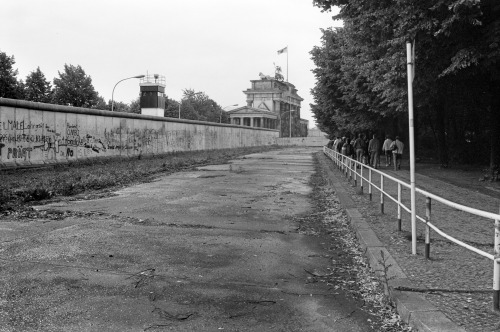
[
  {"xmin": 111, "ymin": 75, "xmax": 145, "ymax": 112},
  {"xmin": 220, "ymin": 104, "xmax": 238, "ymax": 123},
  {"xmin": 178, "ymin": 91, "xmax": 203, "ymax": 119}
]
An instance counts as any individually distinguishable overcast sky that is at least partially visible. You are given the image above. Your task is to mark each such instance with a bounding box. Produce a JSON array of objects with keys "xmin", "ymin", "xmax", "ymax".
[{"xmin": 1, "ymin": 0, "xmax": 341, "ymax": 127}]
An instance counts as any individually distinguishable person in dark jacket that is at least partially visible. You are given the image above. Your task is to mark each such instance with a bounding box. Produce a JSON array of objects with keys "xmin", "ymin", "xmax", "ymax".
[{"xmin": 368, "ymin": 134, "xmax": 380, "ymax": 169}]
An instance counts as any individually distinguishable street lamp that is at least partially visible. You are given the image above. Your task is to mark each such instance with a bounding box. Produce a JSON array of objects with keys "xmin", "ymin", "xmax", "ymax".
[
  {"xmin": 111, "ymin": 75, "xmax": 145, "ymax": 112},
  {"xmin": 178, "ymin": 91, "xmax": 202, "ymax": 119},
  {"xmin": 220, "ymin": 104, "xmax": 238, "ymax": 123}
]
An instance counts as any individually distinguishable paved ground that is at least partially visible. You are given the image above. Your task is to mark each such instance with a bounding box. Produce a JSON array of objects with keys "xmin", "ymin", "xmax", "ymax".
[
  {"xmin": 0, "ymin": 148, "xmax": 396, "ymax": 332},
  {"xmin": 322, "ymin": 150, "xmax": 500, "ymax": 331}
]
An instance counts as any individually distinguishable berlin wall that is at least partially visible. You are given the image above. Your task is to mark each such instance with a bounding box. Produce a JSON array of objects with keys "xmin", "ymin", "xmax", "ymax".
[{"xmin": 0, "ymin": 98, "xmax": 280, "ymax": 168}]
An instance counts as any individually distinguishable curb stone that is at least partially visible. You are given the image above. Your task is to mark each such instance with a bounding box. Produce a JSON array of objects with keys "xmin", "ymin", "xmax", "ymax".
[{"xmin": 324, "ymin": 160, "xmax": 467, "ymax": 332}]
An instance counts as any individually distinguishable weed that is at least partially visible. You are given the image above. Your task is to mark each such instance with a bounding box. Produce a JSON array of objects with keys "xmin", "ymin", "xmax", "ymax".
[{"xmin": 376, "ymin": 250, "xmax": 395, "ymax": 299}]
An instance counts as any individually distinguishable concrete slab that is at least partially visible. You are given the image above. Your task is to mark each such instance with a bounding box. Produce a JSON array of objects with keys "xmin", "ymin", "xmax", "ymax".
[
  {"xmin": 410, "ymin": 311, "xmax": 468, "ymax": 332},
  {"xmin": 355, "ymin": 229, "xmax": 385, "ymax": 248}
]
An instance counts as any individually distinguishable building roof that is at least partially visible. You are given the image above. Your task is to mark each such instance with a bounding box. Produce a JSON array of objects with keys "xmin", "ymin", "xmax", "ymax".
[{"xmin": 226, "ymin": 106, "xmax": 277, "ymax": 117}]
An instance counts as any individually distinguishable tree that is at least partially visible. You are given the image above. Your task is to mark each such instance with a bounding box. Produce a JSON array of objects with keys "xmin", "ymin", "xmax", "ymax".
[
  {"xmin": 52, "ymin": 64, "xmax": 99, "ymax": 108},
  {"xmin": 164, "ymin": 97, "xmax": 180, "ymax": 118},
  {"xmin": 91, "ymin": 95, "xmax": 108, "ymax": 110},
  {"xmin": 178, "ymin": 89, "xmax": 223, "ymax": 123},
  {"xmin": 24, "ymin": 67, "xmax": 52, "ymax": 103},
  {"xmin": 130, "ymin": 97, "xmax": 141, "ymax": 114},
  {"xmin": 310, "ymin": 0, "xmax": 500, "ymax": 166},
  {"xmin": 0, "ymin": 51, "xmax": 23, "ymax": 99}
]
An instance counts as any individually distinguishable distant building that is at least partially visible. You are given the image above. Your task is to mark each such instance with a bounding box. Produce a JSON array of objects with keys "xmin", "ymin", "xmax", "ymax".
[{"xmin": 227, "ymin": 76, "xmax": 308, "ymax": 137}]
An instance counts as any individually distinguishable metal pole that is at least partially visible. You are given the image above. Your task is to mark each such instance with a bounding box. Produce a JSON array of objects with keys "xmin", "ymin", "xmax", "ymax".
[
  {"xmin": 349, "ymin": 159, "xmax": 352, "ymax": 182},
  {"xmin": 380, "ymin": 174, "xmax": 384, "ymax": 214},
  {"xmin": 178, "ymin": 103, "xmax": 181, "ymax": 119},
  {"xmin": 493, "ymin": 205, "xmax": 500, "ymax": 311},
  {"xmin": 425, "ymin": 197, "xmax": 431, "ymax": 259},
  {"xmin": 407, "ymin": 41, "xmax": 417, "ymax": 255},
  {"xmin": 360, "ymin": 164, "xmax": 363, "ymax": 193},
  {"xmin": 354, "ymin": 161, "xmax": 357, "ymax": 187},
  {"xmin": 369, "ymin": 169, "xmax": 372, "ymax": 201},
  {"xmin": 397, "ymin": 183, "xmax": 402, "ymax": 231},
  {"xmin": 111, "ymin": 75, "xmax": 145, "ymax": 112}
]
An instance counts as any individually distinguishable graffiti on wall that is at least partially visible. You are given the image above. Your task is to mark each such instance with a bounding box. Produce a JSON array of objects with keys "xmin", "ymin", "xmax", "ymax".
[
  {"xmin": 0, "ymin": 106, "xmax": 278, "ymax": 166},
  {"xmin": 0, "ymin": 119, "xmax": 165, "ymax": 162}
]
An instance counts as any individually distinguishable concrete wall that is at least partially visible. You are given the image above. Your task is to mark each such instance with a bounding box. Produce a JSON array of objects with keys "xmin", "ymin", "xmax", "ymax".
[
  {"xmin": 0, "ymin": 98, "xmax": 280, "ymax": 168},
  {"xmin": 276, "ymin": 136, "xmax": 329, "ymax": 147}
]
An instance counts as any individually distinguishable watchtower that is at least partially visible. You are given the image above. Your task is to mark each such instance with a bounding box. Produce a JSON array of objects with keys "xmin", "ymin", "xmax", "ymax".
[{"xmin": 140, "ymin": 74, "xmax": 166, "ymax": 117}]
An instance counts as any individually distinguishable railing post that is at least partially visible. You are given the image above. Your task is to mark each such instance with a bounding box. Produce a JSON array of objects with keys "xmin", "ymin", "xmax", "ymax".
[
  {"xmin": 350, "ymin": 159, "xmax": 353, "ymax": 181},
  {"xmin": 346, "ymin": 158, "xmax": 349, "ymax": 178},
  {"xmin": 397, "ymin": 183, "xmax": 402, "ymax": 231},
  {"xmin": 425, "ymin": 197, "xmax": 431, "ymax": 259},
  {"xmin": 360, "ymin": 164, "xmax": 364, "ymax": 193},
  {"xmin": 494, "ymin": 205, "xmax": 500, "ymax": 311},
  {"xmin": 353, "ymin": 161, "xmax": 357, "ymax": 187},
  {"xmin": 369, "ymin": 169, "xmax": 372, "ymax": 201},
  {"xmin": 380, "ymin": 174, "xmax": 384, "ymax": 214},
  {"xmin": 345, "ymin": 157, "xmax": 348, "ymax": 178}
]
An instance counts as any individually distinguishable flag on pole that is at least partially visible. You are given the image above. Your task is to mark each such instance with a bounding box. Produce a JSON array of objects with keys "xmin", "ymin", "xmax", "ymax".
[{"xmin": 277, "ymin": 46, "xmax": 288, "ymax": 55}]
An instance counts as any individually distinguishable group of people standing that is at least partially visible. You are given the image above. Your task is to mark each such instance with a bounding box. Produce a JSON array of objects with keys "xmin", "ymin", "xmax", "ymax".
[{"xmin": 327, "ymin": 134, "xmax": 404, "ymax": 170}]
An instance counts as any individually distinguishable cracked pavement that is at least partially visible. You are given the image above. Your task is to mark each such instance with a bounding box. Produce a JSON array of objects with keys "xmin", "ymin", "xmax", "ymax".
[{"xmin": 0, "ymin": 148, "xmax": 390, "ymax": 331}]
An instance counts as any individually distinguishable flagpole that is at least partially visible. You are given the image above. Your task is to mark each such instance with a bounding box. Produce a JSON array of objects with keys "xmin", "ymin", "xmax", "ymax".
[{"xmin": 286, "ymin": 45, "xmax": 289, "ymax": 82}]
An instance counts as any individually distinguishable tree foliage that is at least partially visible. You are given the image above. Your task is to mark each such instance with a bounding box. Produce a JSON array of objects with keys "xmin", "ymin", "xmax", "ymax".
[
  {"xmin": 24, "ymin": 67, "xmax": 52, "ymax": 103},
  {"xmin": 0, "ymin": 52, "xmax": 232, "ymax": 126},
  {"xmin": 310, "ymin": 0, "xmax": 500, "ymax": 166},
  {"xmin": 175, "ymin": 89, "xmax": 225, "ymax": 123},
  {"xmin": 0, "ymin": 51, "xmax": 23, "ymax": 99},
  {"xmin": 52, "ymin": 64, "xmax": 99, "ymax": 108}
]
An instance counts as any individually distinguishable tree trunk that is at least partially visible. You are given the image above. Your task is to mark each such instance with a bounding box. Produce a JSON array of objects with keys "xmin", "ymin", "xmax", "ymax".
[
  {"xmin": 435, "ymin": 100, "xmax": 449, "ymax": 166},
  {"xmin": 489, "ymin": 103, "xmax": 500, "ymax": 174}
]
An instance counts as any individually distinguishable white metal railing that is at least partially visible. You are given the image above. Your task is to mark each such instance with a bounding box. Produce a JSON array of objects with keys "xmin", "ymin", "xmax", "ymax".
[{"xmin": 323, "ymin": 146, "xmax": 500, "ymax": 311}]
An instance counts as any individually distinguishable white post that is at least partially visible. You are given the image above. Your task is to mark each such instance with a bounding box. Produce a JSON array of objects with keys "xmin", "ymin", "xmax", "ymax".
[
  {"xmin": 368, "ymin": 169, "xmax": 372, "ymax": 201},
  {"xmin": 380, "ymin": 174, "xmax": 384, "ymax": 214},
  {"xmin": 494, "ymin": 205, "xmax": 500, "ymax": 311},
  {"xmin": 407, "ymin": 41, "xmax": 417, "ymax": 255},
  {"xmin": 360, "ymin": 164, "xmax": 363, "ymax": 193},
  {"xmin": 397, "ymin": 183, "xmax": 402, "ymax": 231}
]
